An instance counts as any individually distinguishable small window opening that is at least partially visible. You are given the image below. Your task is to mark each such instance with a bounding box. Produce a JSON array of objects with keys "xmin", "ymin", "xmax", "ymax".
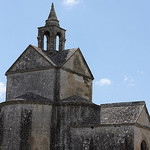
[
  {"xmin": 141, "ymin": 140, "xmax": 148, "ymax": 150},
  {"xmin": 56, "ymin": 35, "xmax": 59, "ymax": 51},
  {"xmin": 44, "ymin": 35, "xmax": 47, "ymax": 50},
  {"xmin": 44, "ymin": 31, "xmax": 50, "ymax": 50}
]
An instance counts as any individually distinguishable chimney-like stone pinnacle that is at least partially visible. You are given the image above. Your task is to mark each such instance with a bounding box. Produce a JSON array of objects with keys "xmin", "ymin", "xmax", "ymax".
[{"xmin": 46, "ymin": 3, "xmax": 59, "ymax": 26}]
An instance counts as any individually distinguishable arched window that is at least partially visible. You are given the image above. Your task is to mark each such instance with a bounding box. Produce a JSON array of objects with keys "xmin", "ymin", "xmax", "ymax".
[
  {"xmin": 44, "ymin": 35, "xmax": 47, "ymax": 50},
  {"xmin": 56, "ymin": 35, "xmax": 59, "ymax": 51},
  {"xmin": 43, "ymin": 31, "xmax": 50, "ymax": 50},
  {"xmin": 141, "ymin": 140, "xmax": 148, "ymax": 150},
  {"xmin": 56, "ymin": 32, "xmax": 61, "ymax": 51}
]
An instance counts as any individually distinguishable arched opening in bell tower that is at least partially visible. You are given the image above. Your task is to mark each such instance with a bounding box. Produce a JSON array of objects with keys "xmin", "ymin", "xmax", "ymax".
[
  {"xmin": 56, "ymin": 35, "xmax": 59, "ymax": 51},
  {"xmin": 56, "ymin": 32, "xmax": 62, "ymax": 51},
  {"xmin": 44, "ymin": 35, "xmax": 47, "ymax": 50},
  {"xmin": 43, "ymin": 31, "xmax": 50, "ymax": 51},
  {"xmin": 37, "ymin": 3, "xmax": 66, "ymax": 51}
]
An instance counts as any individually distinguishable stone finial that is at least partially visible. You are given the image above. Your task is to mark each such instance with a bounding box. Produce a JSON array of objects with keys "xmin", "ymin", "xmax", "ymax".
[{"xmin": 46, "ymin": 3, "xmax": 59, "ymax": 26}]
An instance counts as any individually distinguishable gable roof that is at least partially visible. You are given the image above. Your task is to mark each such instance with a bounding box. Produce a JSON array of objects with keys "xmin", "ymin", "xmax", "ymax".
[
  {"xmin": 6, "ymin": 45, "xmax": 93, "ymax": 79},
  {"xmin": 38, "ymin": 46, "xmax": 94, "ymax": 78},
  {"xmin": 100, "ymin": 101, "xmax": 149, "ymax": 125},
  {"xmin": 6, "ymin": 45, "xmax": 56, "ymax": 75},
  {"xmin": 41, "ymin": 47, "xmax": 78, "ymax": 67},
  {"xmin": 30, "ymin": 45, "xmax": 56, "ymax": 66},
  {"xmin": 75, "ymin": 49, "xmax": 94, "ymax": 79}
]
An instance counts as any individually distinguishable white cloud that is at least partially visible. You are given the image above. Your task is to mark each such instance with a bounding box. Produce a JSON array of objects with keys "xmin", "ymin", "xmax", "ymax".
[
  {"xmin": 0, "ymin": 82, "xmax": 6, "ymax": 98},
  {"xmin": 63, "ymin": 0, "xmax": 80, "ymax": 7},
  {"xmin": 95, "ymin": 78, "xmax": 112, "ymax": 86}
]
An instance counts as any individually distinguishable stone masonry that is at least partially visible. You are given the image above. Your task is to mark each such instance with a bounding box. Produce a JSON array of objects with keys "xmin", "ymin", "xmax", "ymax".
[{"xmin": 0, "ymin": 3, "xmax": 149, "ymax": 150}]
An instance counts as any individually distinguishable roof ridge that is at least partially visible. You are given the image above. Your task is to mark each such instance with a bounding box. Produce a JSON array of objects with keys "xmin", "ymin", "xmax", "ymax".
[{"xmin": 100, "ymin": 101, "xmax": 145, "ymax": 108}]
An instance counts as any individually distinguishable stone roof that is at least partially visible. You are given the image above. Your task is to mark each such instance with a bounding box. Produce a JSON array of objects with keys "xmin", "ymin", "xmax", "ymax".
[
  {"xmin": 61, "ymin": 96, "xmax": 93, "ymax": 104},
  {"xmin": 54, "ymin": 96, "xmax": 100, "ymax": 107},
  {"xmin": 6, "ymin": 45, "xmax": 94, "ymax": 79},
  {"xmin": 13, "ymin": 92, "xmax": 52, "ymax": 102},
  {"xmin": 100, "ymin": 101, "xmax": 146, "ymax": 124},
  {"xmin": 31, "ymin": 45, "xmax": 78, "ymax": 67},
  {"xmin": 6, "ymin": 45, "xmax": 78, "ymax": 73},
  {"xmin": 11, "ymin": 94, "xmax": 99, "ymax": 107}
]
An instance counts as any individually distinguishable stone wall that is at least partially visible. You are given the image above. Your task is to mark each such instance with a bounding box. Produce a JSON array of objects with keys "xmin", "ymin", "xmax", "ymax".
[
  {"xmin": 134, "ymin": 126, "xmax": 150, "ymax": 150},
  {"xmin": 50, "ymin": 103, "xmax": 100, "ymax": 150},
  {"xmin": 71, "ymin": 125, "xmax": 134, "ymax": 150},
  {"xmin": 60, "ymin": 69, "xmax": 92, "ymax": 101},
  {"xmin": 137, "ymin": 107, "xmax": 150, "ymax": 127},
  {"xmin": 0, "ymin": 101, "xmax": 52, "ymax": 150},
  {"xmin": 6, "ymin": 69, "xmax": 55, "ymax": 101}
]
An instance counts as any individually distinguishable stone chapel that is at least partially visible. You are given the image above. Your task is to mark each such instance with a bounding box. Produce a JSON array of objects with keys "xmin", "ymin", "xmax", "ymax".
[{"xmin": 0, "ymin": 3, "xmax": 150, "ymax": 150}]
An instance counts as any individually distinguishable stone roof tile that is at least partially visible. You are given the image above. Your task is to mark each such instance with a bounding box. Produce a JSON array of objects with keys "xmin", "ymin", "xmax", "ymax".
[
  {"xmin": 32, "ymin": 45, "xmax": 78, "ymax": 67},
  {"xmin": 100, "ymin": 101, "xmax": 145, "ymax": 124},
  {"xmin": 61, "ymin": 95, "xmax": 93, "ymax": 104},
  {"xmin": 13, "ymin": 92, "xmax": 52, "ymax": 102}
]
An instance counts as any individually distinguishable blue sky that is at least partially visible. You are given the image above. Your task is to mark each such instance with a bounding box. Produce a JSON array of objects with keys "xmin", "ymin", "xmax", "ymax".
[{"xmin": 0, "ymin": 0, "xmax": 150, "ymax": 112}]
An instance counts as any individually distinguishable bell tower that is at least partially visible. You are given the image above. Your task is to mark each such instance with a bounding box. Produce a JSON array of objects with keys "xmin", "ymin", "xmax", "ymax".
[{"xmin": 38, "ymin": 3, "xmax": 66, "ymax": 51}]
